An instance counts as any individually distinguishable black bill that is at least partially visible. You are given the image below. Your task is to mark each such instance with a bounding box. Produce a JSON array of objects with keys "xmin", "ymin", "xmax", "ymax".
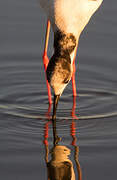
[
  {"xmin": 52, "ymin": 94, "xmax": 61, "ymax": 145},
  {"xmin": 52, "ymin": 94, "xmax": 60, "ymax": 120}
]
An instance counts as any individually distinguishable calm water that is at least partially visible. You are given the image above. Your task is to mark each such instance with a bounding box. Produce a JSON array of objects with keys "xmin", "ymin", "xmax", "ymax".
[{"xmin": 0, "ymin": 0, "xmax": 117, "ymax": 179}]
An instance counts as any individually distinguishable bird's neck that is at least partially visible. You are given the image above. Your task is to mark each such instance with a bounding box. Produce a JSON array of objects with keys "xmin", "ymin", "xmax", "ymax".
[{"xmin": 53, "ymin": 30, "xmax": 78, "ymax": 64}]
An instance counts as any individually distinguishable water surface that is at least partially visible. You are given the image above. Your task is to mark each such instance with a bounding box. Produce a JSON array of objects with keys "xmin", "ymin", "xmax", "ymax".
[{"xmin": 0, "ymin": 0, "xmax": 117, "ymax": 179}]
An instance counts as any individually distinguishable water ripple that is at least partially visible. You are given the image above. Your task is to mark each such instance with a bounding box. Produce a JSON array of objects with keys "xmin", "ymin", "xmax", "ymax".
[{"xmin": 0, "ymin": 88, "xmax": 116, "ymax": 121}]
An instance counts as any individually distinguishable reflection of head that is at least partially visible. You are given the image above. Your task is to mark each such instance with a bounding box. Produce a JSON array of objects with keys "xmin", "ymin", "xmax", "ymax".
[
  {"xmin": 47, "ymin": 145, "xmax": 75, "ymax": 180},
  {"xmin": 51, "ymin": 145, "xmax": 71, "ymax": 159}
]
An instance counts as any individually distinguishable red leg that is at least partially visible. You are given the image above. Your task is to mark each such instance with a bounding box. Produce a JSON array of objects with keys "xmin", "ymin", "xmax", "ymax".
[
  {"xmin": 71, "ymin": 47, "xmax": 78, "ymax": 97},
  {"xmin": 43, "ymin": 20, "xmax": 52, "ymax": 104},
  {"xmin": 72, "ymin": 60, "xmax": 77, "ymax": 97}
]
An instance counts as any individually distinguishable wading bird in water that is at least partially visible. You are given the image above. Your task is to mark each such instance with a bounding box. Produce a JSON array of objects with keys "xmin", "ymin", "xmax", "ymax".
[{"xmin": 39, "ymin": 0, "xmax": 103, "ymax": 119}]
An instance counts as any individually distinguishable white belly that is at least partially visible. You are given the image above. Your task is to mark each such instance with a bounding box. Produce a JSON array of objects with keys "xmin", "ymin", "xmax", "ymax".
[{"xmin": 39, "ymin": 0, "xmax": 103, "ymax": 37}]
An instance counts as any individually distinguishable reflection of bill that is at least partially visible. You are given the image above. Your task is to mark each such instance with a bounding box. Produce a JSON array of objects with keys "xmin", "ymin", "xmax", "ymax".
[{"xmin": 43, "ymin": 117, "xmax": 82, "ymax": 179}]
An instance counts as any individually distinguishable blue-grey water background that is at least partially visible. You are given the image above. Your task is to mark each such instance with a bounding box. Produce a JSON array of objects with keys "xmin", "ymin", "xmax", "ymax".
[{"xmin": 0, "ymin": 0, "xmax": 117, "ymax": 179}]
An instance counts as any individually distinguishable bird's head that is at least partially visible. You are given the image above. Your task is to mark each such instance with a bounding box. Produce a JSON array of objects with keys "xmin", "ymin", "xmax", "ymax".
[
  {"xmin": 46, "ymin": 55, "xmax": 72, "ymax": 96},
  {"xmin": 47, "ymin": 56, "xmax": 72, "ymax": 119},
  {"xmin": 46, "ymin": 31, "xmax": 76, "ymax": 96},
  {"xmin": 46, "ymin": 31, "xmax": 77, "ymax": 119}
]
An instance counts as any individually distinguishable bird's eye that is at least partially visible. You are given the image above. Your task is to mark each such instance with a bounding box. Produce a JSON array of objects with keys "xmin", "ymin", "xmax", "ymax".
[{"xmin": 64, "ymin": 79, "xmax": 69, "ymax": 84}]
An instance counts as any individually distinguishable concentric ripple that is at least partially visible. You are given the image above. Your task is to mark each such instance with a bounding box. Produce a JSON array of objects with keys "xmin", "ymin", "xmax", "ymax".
[{"xmin": 0, "ymin": 87, "xmax": 117, "ymax": 121}]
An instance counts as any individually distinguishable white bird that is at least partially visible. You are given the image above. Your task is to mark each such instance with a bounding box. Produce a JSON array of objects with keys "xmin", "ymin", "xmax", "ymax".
[{"xmin": 39, "ymin": 0, "xmax": 103, "ymax": 119}]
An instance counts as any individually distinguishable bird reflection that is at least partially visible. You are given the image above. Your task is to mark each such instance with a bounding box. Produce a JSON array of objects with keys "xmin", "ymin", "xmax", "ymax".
[
  {"xmin": 47, "ymin": 145, "xmax": 75, "ymax": 180},
  {"xmin": 43, "ymin": 96, "xmax": 82, "ymax": 180}
]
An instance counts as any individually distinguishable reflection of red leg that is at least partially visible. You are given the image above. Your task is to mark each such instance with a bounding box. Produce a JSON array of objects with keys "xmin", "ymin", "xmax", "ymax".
[
  {"xmin": 71, "ymin": 96, "xmax": 78, "ymax": 119},
  {"xmin": 45, "ymin": 103, "xmax": 52, "ymax": 119},
  {"xmin": 43, "ymin": 121, "xmax": 51, "ymax": 146},
  {"xmin": 43, "ymin": 120, "xmax": 51, "ymax": 164},
  {"xmin": 43, "ymin": 20, "xmax": 52, "ymax": 104},
  {"xmin": 70, "ymin": 120, "xmax": 82, "ymax": 180},
  {"xmin": 71, "ymin": 120, "xmax": 77, "ymax": 146}
]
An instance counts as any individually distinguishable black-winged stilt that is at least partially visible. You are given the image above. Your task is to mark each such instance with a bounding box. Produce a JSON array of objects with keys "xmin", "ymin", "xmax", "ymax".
[{"xmin": 39, "ymin": 0, "xmax": 103, "ymax": 119}]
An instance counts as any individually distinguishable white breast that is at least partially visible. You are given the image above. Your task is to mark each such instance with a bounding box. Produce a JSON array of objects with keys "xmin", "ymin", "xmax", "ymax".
[{"xmin": 39, "ymin": 0, "xmax": 103, "ymax": 37}]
